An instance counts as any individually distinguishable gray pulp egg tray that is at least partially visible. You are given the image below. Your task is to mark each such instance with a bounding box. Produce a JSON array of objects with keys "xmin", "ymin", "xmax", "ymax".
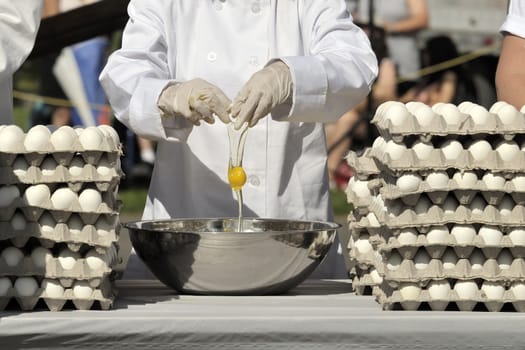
[{"xmin": 0, "ymin": 276, "xmax": 115, "ymax": 311}]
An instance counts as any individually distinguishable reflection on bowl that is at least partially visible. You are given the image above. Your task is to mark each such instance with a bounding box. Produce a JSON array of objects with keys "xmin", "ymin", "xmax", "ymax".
[{"xmin": 125, "ymin": 218, "xmax": 339, "ymax": 295}]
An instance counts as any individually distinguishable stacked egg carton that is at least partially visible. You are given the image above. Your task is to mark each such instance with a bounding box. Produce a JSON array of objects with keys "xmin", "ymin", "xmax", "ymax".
[
  {"xmin": 0, "ymin": 124, "xmax": 126, "ymax": 311},
  {"xmin": 347, "ymin": 101, "xmax": 525, "ymax": 311}
]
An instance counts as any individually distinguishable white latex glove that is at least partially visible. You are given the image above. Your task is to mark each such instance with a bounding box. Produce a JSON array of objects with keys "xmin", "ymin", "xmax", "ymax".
[
  {"xmin": 158, "ymin": 78, "xmax": 231, "ymax": 125},
  {"xmin": 231, "ymin": 61, "xmax": 293, "ymax": 129}
]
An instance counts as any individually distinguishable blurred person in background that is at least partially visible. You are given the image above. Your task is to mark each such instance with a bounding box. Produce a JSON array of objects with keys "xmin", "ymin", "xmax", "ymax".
[
  {"xmin": 0, "ymin": 1, "xmax": 42, "ymax": 124},
  {"xmin": 100, "ymin": 0, "xmax": 377, "ymax": 279},
  {"xmin": 496, "ymin": 0, "xmax": 525, "ymax": 108}
]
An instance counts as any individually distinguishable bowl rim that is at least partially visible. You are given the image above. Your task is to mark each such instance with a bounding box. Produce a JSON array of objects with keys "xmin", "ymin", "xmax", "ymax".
[{"xmin": 123, "ymin": 217, "xmax": 342, "ymax": 236}]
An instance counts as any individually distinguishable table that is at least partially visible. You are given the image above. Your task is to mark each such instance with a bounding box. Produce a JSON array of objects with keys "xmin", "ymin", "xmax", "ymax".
[{"xmin": 1, "ymin": 279, "xmax": 525, "ymax": 349}]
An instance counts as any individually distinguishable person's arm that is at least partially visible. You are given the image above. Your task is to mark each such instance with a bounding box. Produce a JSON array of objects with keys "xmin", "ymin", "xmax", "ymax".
[
  {"xmin": 383, "ymin": 0, "xmax": 428, "ymax": 34},
  {"xmin": 42, "ymin": 0, "xmax": 59, "ymax": 18},
  {"xmin": 496, "ymin": 34, "xmax": 525, "ymax": 109},
  {"xmin": 0, "ymin": 1, "xmax": 43, "ymax": 81},
  {"xmin": 272, "ymin": 0, "xmax": 378, "ymax": 124}
]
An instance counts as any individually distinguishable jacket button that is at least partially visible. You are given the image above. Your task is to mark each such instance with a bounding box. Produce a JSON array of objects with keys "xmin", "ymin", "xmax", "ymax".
[
  {"xmin": 207, "ymin": 52, "xmax": 217, "ymax": 62},
  {"xmin": 249, "ymin": 175, "xmax": 260, "ymax": 186}
]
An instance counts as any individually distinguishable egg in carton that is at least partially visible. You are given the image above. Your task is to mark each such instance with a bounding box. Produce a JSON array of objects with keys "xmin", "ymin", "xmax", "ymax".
[
  {"xmin": 0, "ymin": 276, "xmax": 115, "ymax": 311},
  {"xmin": 372, "ymin": 101, "xmax": 525, "ymax": 144},
  {"xmin": 350, "ymin": 266, "xmax": 385, "ymax": 296},
  {"xmin": 346, "ymin": 177, "xmax": 383, "ymax": 215},
  {"xmin": 378, "ymin": 279, "xmax": 525, "ymax": 312},
  {"xmin": 345, "ymin": 149, "xmax": 381, "ymax": 181}
]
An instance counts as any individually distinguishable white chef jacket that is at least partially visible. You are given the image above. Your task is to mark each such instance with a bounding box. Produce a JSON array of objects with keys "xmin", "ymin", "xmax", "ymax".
[
  {"xmin": 501, "ymin": 0, "xmax": 525, "ymax": 38},
  {"xmin": 100, "ymin": 0, "xmax": 377, "ymax": 278},
  {"xmin": 0, "ymin": 0, "xmax": 42, "ymax": 123}
]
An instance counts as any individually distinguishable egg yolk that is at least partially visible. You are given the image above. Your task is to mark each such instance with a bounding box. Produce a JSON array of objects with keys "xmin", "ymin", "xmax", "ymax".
[{"xmin": 228, "ymin": 166, "xmax": 247, "ymax": 191}]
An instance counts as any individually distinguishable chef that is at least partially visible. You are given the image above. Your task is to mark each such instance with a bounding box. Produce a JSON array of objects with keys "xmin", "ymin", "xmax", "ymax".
[
  {"xmin": 100, "ymin": 0, "xmax": 378, "ymax": 278},
  {"xmin": 0, "ymin": 1, "xmax": 43, "ymax": 123}
]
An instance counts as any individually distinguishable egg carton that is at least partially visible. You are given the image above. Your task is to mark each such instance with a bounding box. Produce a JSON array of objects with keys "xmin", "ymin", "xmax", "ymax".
[
  {"xmin": 350, "ymin": 266, "xmax": 385, "ymax": 295},
  {"xmin": 370, "ymin": 141, "xmax": 525, "ymax": 174},
  {"xmin": 0, "ymin": 164, "xmax": 122, "ymax": 191},
  {"xmin": 0, "ymin": 277, "xmax": 115, "ymax": 311},
  {"xmin": 0, "ymin": 149, "xmax": 121, "ymax": 169},
  {"xmin": 372, "ymin": 102, "xmax": 525, "ymax": 143},
  {"xmin": 345, "ymin": 150, "xmax": 380, "ymax": 181},
  {"xmin": 0, "ymin": 204, "xmax": 119, "ymax": 225},
  {"xmin": 364, "ymin": 199, "xmax": 525, "ymax": 229},
  {"xmin": 0, "ymin": 216, "xmax": 119, "ymax": 248},
  {"xmin": 377, "ymin": 281, "xmax": 525, "ymax": 312}
]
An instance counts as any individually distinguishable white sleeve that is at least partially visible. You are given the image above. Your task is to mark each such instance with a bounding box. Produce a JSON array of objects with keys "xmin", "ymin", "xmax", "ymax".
[
  {"xmin": 99, "ymin": 0, "xmax": 192, "ymax": 142},
  {"xmin": 273, "ymin": 0, "xmax": 378, "ymax": 124},
  {"xmin": 501, "ymin": 0, "xmax": 525, "ymax": 38},
  {"xmin": 0, "ymin": 0, "xmax": 42, "ymax": 81}
]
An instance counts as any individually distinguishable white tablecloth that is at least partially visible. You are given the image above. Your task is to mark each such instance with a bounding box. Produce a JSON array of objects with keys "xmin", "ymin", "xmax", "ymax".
[{"xmin": 1, "ymin": 279, "xmax": 525, "ymax": 349}]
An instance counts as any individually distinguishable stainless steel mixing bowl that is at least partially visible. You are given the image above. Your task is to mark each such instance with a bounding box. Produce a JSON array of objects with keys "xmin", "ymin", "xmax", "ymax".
[{"xmin": 125, "ymin": 218, "xmax": 340, "ymax": 295}]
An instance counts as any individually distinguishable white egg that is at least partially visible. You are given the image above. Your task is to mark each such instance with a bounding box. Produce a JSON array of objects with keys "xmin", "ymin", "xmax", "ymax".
[
  {"xmin": 452, "ymin": 171, "xmax": 478, "ymax": 188},
  {"xmin": 40, "ymin": 157, "xmax": 57, "ymax": 176},
  {"xmin": 0, "ymin": 185, "xmax": 20, "ymax": 207},
  {"xmin": 397, "ymin": 228, "xmax": 418, "ymax": 245},
  {"xmin": 12, "ymin": 157, "xmax": 29, "ymax": 177},
  {"xmin": 23, "ymin": 184, "xmax": 51, "ymax": 206},
  {"xmin": 14, "ymin": 277, "xmax": 39, "ymax": 297},
  {"xmin": 490, "ymin": 101, "xmax": 509, "ymax": 114},
  {"xmin": 451, "ymin": 225, "xmax": 476, "ymax": 245},
  {"xmin": 58, "ymin": 249, "xmax": 81, "ymax": 270},
  {"xmin": 42, "ymin": 279, "xmax": 64, "ymax": 298},
  {"xmin": 376, "ymin": 101, "xmax": 397, "ymax": 118},
  {"xmin": 479, "ymin": 225, "xmax": 503, "ymax": 245},
  {"xmin": 354, "ymin": 234, "xmax": 373, "ymax": 254},
  {"xmin": 512, "ymin": 175, "xmax": 525, "ymax": 192},
  {"xmin": 497, "ymin": 104, "xmax": 520, "ymax": 125},
  {"xmin": 469, "ymin": 249, "xmax": 485, "ymax": 270},
  {"xmin": 369, "ymin": 269, "xmax": 383, "ymax": 284},
  {"xmin": 51, "ymin": 188, "xmax": 78, "ymax": 210},
  {"xmin": 30, "ymin": 247, "xmax": 52, "ymax": 269},
  {"xmin": 482, "ymin": 173, "xmax": 506, "ymax": 191},
  {"xmin": 79, "ymin": 189, "xmax": 102, "ymax": 212},
  {"xmin": 385, "ymin": 140, "xmax": 406, "ymax": 161},
  {"xmin": 481, "ymin": 281, "xmax": 505, "ymax": 300},
  {"xmin": 73, "ymin": 281, "xmax": 93, "ymax": 299},
  {"xmin": 69, "ymin": 156, "xmax": 85, "ymax": 177},
  {"xmin": 85, "ymin": 249, "xmax": 106, "ymax": 270},
  {"xmin": 372, "ymin": 137, "xmax": 386, "ymax": 152},
  {"xmin": 469, "ymin": 105, "xmax": 491, "ymax": 125},
  {"xmin": 414, "ymin": 249, "xmax": 430, "ymax": 270},
  {"xmin": 386, "ymin": 251, "xmax": 402, "ymax": 270},
  {"xmin": 468, "ymin": 140, "xmax": 492, "ymax": 161},
  {"xmin": 413, "ymin": 103, "xmax": 436, "ymax": 127},
  {"xmin": 96, "ymin": 216, "xmax": 114, "ymax": 237},
  {"xmin": 1, "ymin": 247, "xmax": 24, "ymax": 267},
  {"xmin": 0, "ymin": 277, "xmax": 12, "ymax": 296},
  {"xmin": 366, "ymin": 212, "xmax": 381, "ymax": 228},
  {"xmin": 0, "ymin": 125, "xmax": 25, "ymax": 152},
  {"xmin": 396, "ymin": 174, "xmax": 422, "ymax": 192},
  {"xmin": 428, "ymin": 280, "xmax": 451, "ymax": 300},
  {"xmin": 24, "ymin": 125, "xmax": 51, "ymax": 152},
  {"xmin": 79, "ymin": 127, "xmax": 104, "ymax": 151},
  {"xmin": 458, "ymin": 101, "xmax": 475, "ymax": 113},
  {"xmin": 497, "ymin": 249, "xmax": 513, "ymax": 270},
  {"xmin": 426, "ymin": 171, "xmax": 449, "ymax": 189},
  {"xmin": 68, "ymin": 215, "xmax": 84, "ymax": 236},
  {"xmin": 441, "ymin": 140, "xmax": 463, "ymax": 160},
  {"xmin": 454, "ymin": 280, "xmax": 479, "ymax": 299},
  {"xmin": 351, "ymin": 179, "xmax": 370, "ymax": 198},
  {"xmin": 11, "ymin": 212, "xmax": 26, "ymax": 231},
  {"xmin": 98, "ymin": 125, "xmax": 121, "ymax": 145},
  {"xmin": 412, "ymin": 141, "xmax": 434, "ymax": 160},
  {"xmin": 510, "ymin": 282, "xmax": 525, "ymax": 299},
  {"xmin": 496, "ymin": 140, "xmax": 520, "ymax": 162},
  {"xmin": 50, "ymin": 126, "xmax": 78, "ymax": 151},
  {"xmin": 399, "ymin": 283, "xmax": 421, "ymax": 300},
  {"xmin": 440, "ymin": 103, "xmax": 463, "ymax": 125},
  {"xmin": 442, "ymin": 249, "xmax": 458, "ymax": 269},
  {"xmin": 74, "ymin": 127, "xmax": 83, "ymax": 136},
  {"xmin": 427, "ymin": 225, "xmax": 450, "ymax": 244},
  {"xmin": 97, "ymin": 157, "xmax": 113, "ymax": 176},
  {"xmin": 499, "ymin": 196, "xmax": 515, "ymax": 216},
  {"xmin": 442, "ymin": 196, "xmax": 459, "ymax": 214},
  {"xmin": 470, "ymin": 196, "xmax": 487, "ymax": 215},
  {"xmin": 384, "ymin": 102, "xmax": 410, "ymax": 126},
  {"xmin": 414, "ymin": 195, "xmax": 432, "ymax": 215},
  {"xmin": 38, "ymin": 213, "xmax": 56, "ymax": 235},
  {"xmin": 509, "ymin": 229, "xmax": 525, "ymax": 246}
]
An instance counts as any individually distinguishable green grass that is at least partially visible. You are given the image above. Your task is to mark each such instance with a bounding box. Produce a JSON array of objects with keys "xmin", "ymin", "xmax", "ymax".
[
  {"xmin": 119, "ymin": 188, "xmax": 148, "ymax": 215},
  {"xmin": 330, "ymin": 189, "xmax": 353, "ymax": 217}
]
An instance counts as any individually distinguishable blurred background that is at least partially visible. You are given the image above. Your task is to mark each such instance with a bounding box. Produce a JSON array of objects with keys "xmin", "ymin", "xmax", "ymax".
[{"xmin": 11, "ymin": 0, "xmax": 510, "ymax": 219}]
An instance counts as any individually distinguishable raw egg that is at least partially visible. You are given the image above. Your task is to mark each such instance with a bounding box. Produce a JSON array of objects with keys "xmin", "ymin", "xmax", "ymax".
[
  {"xmin": 427, "ymin": 225, "xmax": 450, "ymax": 244},
  {"xmin": 478, "ymin": 225, "xmax": 503, "ymax": 245},
  {"xmin": 79, "ymin": 189, "xmax": 102, "ymax": 212},
  {"xmin": 509, "ymin": 228, "xmax": 525, "ymax": 246},
  {"xmin": 24, "ymin": 125, "xmax": 51, "ymax": 152},
  {"xmin": 397, "ymin": 228, "xmax": 418, "ymax": 245},
  {"xmin": 412, "ymin": 141, "xmax": 434, "ymax": 160},
  {"xmin": 85, "ymin": 249, "xmax": 106, "ymax": 270},
  {"xmin": 441, "ymin": 140, "xmax": 463, "ymax": 160},
  {"xmin": 1, "ymin": 247, "xmax": 24, "ymax": 266},
  {"xmin": 440, "ymin": 103, "xmax": 463, "ymax": 125},
  {"xmin": 469, "ymin": 105, "xmax": 491, "ymax": 125},
  {"xmin": 396, "ymin": 174, "xmax": 422, "ymax": 192},
  {"xmin": 0, "ymin": 125, "xmax": 25, "ymax": 152},
  {"xmin": 79, "ymin": 127, "xmax": 104, "ymax": 151},
  {"xmin": 14, "ymin": 277, "xmax": 39, "ymax": 297},
  {"xmin": 495, "ymin": 140, "xmax": 520, "ymax": 162},
  {"xmin": 454, "ymin": 280, "xmax": 479, "ymax": 299},
  {"xmin": 0, "ymin": 277, "xmax": 12, "ymax": 296},
  {"xmin": 451, "ymin": 224, "xmax": 476, "ymax": 245},
  {"xmin": 481, "ymin": 281, "xmax": 505, "ymax": 300},
  {"xmin": 426, "ymin": 171, "xmax": 450, "ymax": 189},
  {"xmin": 469, "ymin": 140, "xmax": 492, "ymax": 161},
  {"xmin": 228, "ymin": 166, "xmax": 247, "ymax": 191},
  {"xmin": 50, "ymin": 126, "xmax": 77, "ymax": 151},
  {"xmin": 452, "ymin": 171, "xmax": 478, "ymax": 188},
  {"xmin": 400, "ymin": 283, "xmax": 421, "ymax": 300},
  {"xmin": 42, "ymin": 279, "xmax": 64, "ymax": 298},
  {"xmin": 31, "ymin": 247, "xmax": 52, "ymax": 269},
  {"xmin": 428, "ymin": 280, "xmax": 451, "ymax": 300},
  {"xmin": 0, "ymin": 185, "xmax": 20, "ymax": 207},
  {"xmin": 73, "ymin": 281, "xmax": 93, "ymax": 299},
  {"xmin": 384, "ymin": 140, "xmax": 406, "ymax": 161},
  {"xmin": 23, "ymin": 184, "xmax": 51, "ymax": 206},
  {"xmin": 510, "ymin": 282, "xmax": 525, "ymax": 299},
  {"xmin": 51, "ymin": 188, "xmax": 78, "ymax": 210},
  {"xmin": 58, "ymin": 249, "xmax": 80, "ymax": 270},
  {"xmin": 482, "ymin": 173, "xmax": 506, "ymax": 191},
  {"xmin": 384, "ymin": 102, "xmax": 410, "ymax": 126}
]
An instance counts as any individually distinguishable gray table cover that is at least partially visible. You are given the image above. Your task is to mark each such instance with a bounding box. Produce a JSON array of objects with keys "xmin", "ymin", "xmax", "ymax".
[{"xmin": 1, "ymin": 279, "xmax": 524, "ymax": 349}]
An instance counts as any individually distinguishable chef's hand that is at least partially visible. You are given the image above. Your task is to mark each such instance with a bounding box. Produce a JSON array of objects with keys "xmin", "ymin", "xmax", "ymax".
[
  {"xmin": 231, "ymin": 61, "xmax": 293, "ymax": 129},
  {"xmin": 158, "ymin": 79, "xmax": 231, "ymax": 126}
]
